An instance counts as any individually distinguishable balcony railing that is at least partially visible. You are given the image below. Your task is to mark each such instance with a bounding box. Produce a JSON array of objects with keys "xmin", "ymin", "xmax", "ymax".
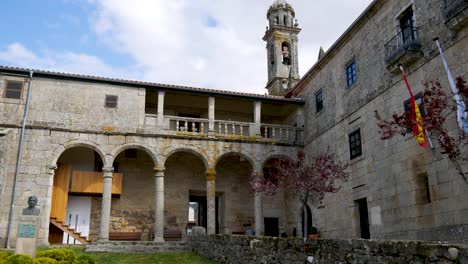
[
  {"xmin": 143, "ymin": 114, "xmax": 303, "ymax": 145},
  {"xmin": 261, "ymin": 124, "xmax": 304, "ymax": 145},
  {"xmin": 167, "ymin": 116, "xmax": 209, "ymax": 134},
  {"xmin": 215, "ymin": 120, "xmax": 251, "ymax": 136},
  {"xmin": 384, "ymin": 26, "xmax": 421, "ymax": 66},
  {"xmin": 443, "ymin": 0, "xmax": 468, "ymax": 21}
]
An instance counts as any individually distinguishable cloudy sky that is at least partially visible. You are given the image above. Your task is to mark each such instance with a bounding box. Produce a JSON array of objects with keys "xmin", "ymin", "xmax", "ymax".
[{"xmin": 0, "ymin": 0, "xmax": 373, "ymax": 94}]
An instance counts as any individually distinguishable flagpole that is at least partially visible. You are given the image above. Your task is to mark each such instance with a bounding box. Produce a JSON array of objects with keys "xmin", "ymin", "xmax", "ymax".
[{"xmin": 434, "ymin": 37, "xmax": 468, "ymax": 133}]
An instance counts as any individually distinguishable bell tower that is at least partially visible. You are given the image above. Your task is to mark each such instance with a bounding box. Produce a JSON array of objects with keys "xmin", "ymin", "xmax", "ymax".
[{"xmin": 263, "ymin": 0, "xmax": 301, "ymax": 96}]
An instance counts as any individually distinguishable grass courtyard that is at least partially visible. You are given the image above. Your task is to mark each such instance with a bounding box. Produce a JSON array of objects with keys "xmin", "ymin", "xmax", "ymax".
[{"xmin": 1, "ymin": 247, "xmax": 215, "ymax": 264}]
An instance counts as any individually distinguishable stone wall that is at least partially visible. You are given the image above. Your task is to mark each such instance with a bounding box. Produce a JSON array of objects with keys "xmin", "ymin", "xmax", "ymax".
[
  {"xmin": 189, "ymin": 235, "xmax": 468, "ymax": 264},
  {"xmin": 297, "ymin": 0, "xmax": 468, "ymax": 242},
  {"xmin": 0, "ymin": 128, "xmax": 299, "ymax": 246}
]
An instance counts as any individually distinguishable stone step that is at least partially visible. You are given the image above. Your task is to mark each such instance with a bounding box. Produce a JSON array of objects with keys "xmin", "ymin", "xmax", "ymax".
[{"xmin": 85, "ymin": 241, "xmax": 189, "ymax": 253}]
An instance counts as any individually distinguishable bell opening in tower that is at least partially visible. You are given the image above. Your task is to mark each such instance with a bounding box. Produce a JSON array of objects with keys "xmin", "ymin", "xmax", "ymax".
[{"xmin": 282, "ymin": 42, "xmax": 291, "ymax": 65}]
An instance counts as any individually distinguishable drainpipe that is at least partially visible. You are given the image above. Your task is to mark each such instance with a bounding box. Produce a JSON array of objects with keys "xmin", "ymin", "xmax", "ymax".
[{"xmin": 6, "ymin": 71, "xmax": 34, "ymax": 249}]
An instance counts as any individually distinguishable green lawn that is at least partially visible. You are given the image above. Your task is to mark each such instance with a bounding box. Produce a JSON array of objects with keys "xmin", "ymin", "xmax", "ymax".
[
  {"xmin": 39, "ymin": 247, "xmax": 216, "ymax": 264},
  {"xmin": 89, "ymin": 252, "xmax": 215, "ymax": 264}
]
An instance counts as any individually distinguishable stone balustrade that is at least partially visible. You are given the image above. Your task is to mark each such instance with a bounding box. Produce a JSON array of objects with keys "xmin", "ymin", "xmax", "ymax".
[
  {"xmin": 144, "ymin": 114, "xmax": 303, "ymax": 145},
  {"xmin": 214, "ymin": 120, "xmax": 251, "ymax": 136},
  {"xmin": 166, "ymin": 116, "xmax": 209, "ymax": 134},
  {"xmin": 261, "ymin": 124, "xmax": 304, "ymax": 144}
]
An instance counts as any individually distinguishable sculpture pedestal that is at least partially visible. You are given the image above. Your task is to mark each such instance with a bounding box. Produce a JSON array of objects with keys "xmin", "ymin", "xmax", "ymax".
[{"xmin": 15, "ymin": 215, "xmax": 40, "ymax": 258}]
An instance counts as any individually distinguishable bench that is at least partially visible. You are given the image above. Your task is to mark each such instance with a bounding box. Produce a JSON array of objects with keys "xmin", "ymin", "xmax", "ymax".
[
  {"xmin": 109, "ymin": 232, "xmax": 142, "ymax": 241},
  {"xmin": 164, "ymin": 230, "xmax": 182, "ymax": 241}
]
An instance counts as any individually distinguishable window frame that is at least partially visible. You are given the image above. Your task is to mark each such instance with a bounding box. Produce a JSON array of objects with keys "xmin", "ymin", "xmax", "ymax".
[
  {"xmin": 3, "ymin": 80, "xmax": 25, "ymax": 100},
  {"xmin": 349, "ymin": 128, "xmax": 363, "ymax": 160},
  {"xmin": 315, "ymin": 89, "xmax": 324, "ymax": 113},
  {"xmin": 105, "ymin": 95, "xmax": 118, "ymax": 108},
  {"xmin": 346, "ymin": 61, "xmax": 357, "ymax": 88}
]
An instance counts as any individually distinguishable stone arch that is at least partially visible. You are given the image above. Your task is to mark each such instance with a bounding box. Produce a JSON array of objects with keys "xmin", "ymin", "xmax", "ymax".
[
  {"xmin": 162, "ymin": 147, "xmax": 209, "ymax": 169},
  {"xmin": 214, "ymin": 152, "xmax": 257, "ymax": 172},
  {"xmin": 108, "ymin": 143, "xmax": 159, "ymax": 166},
  {"xmin": 49, "ymin": 139, "xmax": 107, "ymax": 167},
  {"xmin": 260, "ymin": 153, "xmax": 294, "ymax": 169}
]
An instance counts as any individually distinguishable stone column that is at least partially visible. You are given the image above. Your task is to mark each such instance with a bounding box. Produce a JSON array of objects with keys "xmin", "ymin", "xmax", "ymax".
[
  {"xmin": 253, "ymin": 171, "xmax": 264, "ymax": 236},
  {"xmin": 253, "ymin": 101, "xmax": 262, "ymax": 137},
  {"xmin": 154, "ymin": 165, "xmax": 165, "ymax": 242},
  {"xmin": 98, "ymin": 167, "xmax": 113, "ymax": 242},
  {"xmin": 206, "ymin": 168, "xmax": 216, "ymax": 235},
  {"xmin": 208, "ymin": 96, "xmax": 215, "ymax": 133},
  {"xmin": 157, "ymin": 91, "xmax": 165, "ymax": 129}
]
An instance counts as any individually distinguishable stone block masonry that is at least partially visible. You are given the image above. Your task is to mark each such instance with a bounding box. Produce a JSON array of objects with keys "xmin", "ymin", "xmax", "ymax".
[{"xmin": 189, "ymin": 235, "xmax": 468, "ymax": 264}]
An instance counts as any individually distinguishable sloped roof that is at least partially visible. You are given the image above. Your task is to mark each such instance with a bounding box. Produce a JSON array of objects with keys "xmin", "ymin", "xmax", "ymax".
[{"xmin": 0, "ymin": 65, "xmax": 304, "ymax": 104}]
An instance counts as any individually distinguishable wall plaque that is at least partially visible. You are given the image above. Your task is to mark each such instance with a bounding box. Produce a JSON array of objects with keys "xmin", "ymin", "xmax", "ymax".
[{"xmin": 18, "ymin": 224, "xmax": 36, "ymax": 238}]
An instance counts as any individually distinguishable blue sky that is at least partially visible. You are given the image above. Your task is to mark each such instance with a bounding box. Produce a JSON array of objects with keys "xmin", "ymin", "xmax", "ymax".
[{"xmin": 0, "ymin": 0, "xmax": 372, "ymax": 94}]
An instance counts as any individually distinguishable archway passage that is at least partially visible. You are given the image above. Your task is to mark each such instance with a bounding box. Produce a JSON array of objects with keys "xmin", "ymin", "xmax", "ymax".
[
  {"xmin": 104, "ymin": 149, "xmax": 156, "ymax": 241},
  {"xmin": 261, "ymin": 157, "xmax": 291, "ymax": 237},
  {"xmin": 165, "ymin": 151, "xmax": 207, "ymax": 238},
  {"xmin": 215, "ymin": 154, "xmax": 254, "ymax": 235},
  {"xmin": 301, "ymin": 204, "xmax": 312, "ymax": 237},
  {"xmin": 49, "ymin": 146, "xmax": 110, "ymax": 245}
]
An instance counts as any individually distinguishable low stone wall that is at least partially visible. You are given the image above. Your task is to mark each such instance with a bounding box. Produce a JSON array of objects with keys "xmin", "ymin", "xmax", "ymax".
[{"xmin": 189, "ymin": 235, "xmax": 467, "ymax": 264}]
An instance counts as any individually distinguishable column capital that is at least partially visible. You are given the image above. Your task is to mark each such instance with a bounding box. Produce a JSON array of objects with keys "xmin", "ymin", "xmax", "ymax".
[
  {"xmin": 102, "ymin": 167, "xmax": 114, "ymax": 177},
  {"xmin": 206, "ymin": 168, "xmax": 216, "ymax": 181},
  {"xmin": 154, "ymin": 165, "xmax": 165, "ymax": 177}
]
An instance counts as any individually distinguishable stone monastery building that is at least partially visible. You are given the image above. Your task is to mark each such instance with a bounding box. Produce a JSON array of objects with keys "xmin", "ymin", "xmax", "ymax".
[{"xmin": 0, "ymin": 0, "xmax": 467, "ymax": 247}]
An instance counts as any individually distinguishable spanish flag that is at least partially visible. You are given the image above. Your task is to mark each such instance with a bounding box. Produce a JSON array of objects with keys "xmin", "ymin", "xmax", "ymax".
[{"xmin": 399, "ymin": 66, "xmax": 427, "ymax": 148}]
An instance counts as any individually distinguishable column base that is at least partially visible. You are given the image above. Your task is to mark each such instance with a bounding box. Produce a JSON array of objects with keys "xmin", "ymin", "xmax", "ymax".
[
  {"xmin": 97, "ymin": 238, "xmax": 109, "ymax": 244},
  {"xmin": 153, "ymin": 237, "xmax": 165, "ymax": 243}
]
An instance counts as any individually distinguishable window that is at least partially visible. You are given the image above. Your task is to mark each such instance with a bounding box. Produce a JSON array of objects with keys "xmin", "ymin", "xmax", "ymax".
[
  {"xmin": 349, "ymin": 129, "xmax": 362, "ymax": 160},
  {"xmin": 416, "ymin": 172, "xmax": 431, "ymax": 204},
  {"xmin": 315, "ymin": 89, "xmax": 323, "ymax": 113},
  {"xmin": 399, "ymin": 7, "xmax": 415, "ymax": 44},
  {"xmin": 346, "ymin": 61, "xmax": 357, "ymax": 87},
  {"xmin": 105, "ymin": 95, "xmax": 118, "ymax": 108},
  {"xmin": 4, "ymin": 80, "xmax": 23, "ymax": 99}
]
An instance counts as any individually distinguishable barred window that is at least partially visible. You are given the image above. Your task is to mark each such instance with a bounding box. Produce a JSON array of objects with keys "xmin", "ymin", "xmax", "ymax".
[
  {"xmin": 105, "ymin": 95, "xmax": 118, "ymax": 108},
  {"xmin": 315, "ymin": 89, "xmax": 323, "ymax": 113},
  {"xmin": 4, "ymin": 81, "xmax": 23, "ymax": 99}
]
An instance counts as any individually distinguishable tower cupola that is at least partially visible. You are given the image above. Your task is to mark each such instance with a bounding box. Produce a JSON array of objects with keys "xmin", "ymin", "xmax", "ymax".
[{"xmin": 264, "ymin": 0, "xmax": 301, "ymax": 96}]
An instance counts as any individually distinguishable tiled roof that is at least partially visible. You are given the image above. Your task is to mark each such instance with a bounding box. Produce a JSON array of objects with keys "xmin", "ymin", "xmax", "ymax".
[{"xmin": 0, "ymin": 65, "xmax": 304, "ymax": 104}]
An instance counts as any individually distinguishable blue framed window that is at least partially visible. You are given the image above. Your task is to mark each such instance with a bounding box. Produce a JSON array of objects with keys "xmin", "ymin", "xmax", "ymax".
[{"xmin": 346, "ymin": 61, "xmax": 357, "ymax": 87}]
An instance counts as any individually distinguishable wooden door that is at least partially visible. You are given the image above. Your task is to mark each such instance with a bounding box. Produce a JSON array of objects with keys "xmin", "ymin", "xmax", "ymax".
[{"xmin": 50, "ymin": 164, "xmax": 71, "ymax": 223}]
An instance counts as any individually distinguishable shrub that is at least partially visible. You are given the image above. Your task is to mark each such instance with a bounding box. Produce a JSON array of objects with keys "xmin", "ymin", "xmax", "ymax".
[
  {"xmin": 59, "ymin": 249, "xmax": 76, "ymax": 263},
  {"xmin": 3, "ymin": 254, "xmax": 34, "ymax": 264},
  {"xmin": 36, "ymin": 250, "xmax": 65, "ymax": 262},
  {"xmin": 72, "ymin": 255, "xmax": 96, "ymax": 264},
  {"xmin": 34, "ymin": 257, "xmax": 58, "ymax": 264},
  {"xmin": 310, "ymin": 226, "xmax": 318, "ymax": 235},
  {"xmin": 0, "ymin": 251, "xmax": 13, "ymax": 262}
]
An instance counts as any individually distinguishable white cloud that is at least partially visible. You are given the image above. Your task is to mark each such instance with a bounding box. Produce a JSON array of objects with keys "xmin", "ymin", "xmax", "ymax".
[
  {"xmin": 0, "ymin": 42, "xmax": 139, "ymax": 79},
  {"xmin": 0, "ymin": 1, "xmax": 373, "ymax": 94},
  {"xmin": 89, "ymin": 0, "xmax": 373, "ymax": 93}
]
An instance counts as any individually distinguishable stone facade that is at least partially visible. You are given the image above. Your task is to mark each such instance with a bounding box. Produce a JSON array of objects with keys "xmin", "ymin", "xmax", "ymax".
[
  {"xmin": 290, "ymin": 0, "xmax": 468, "ymax": 243},
  {"xmin": 0, "ymin": 0, "xmax": 467, "ymax": 250},
  {"xmin": 189, "ymin": 234, "xmax": 468, "ymax": 264},
  {"xmin": 0, "ymin": 70, "xmax": 303, "ymax": 246}
]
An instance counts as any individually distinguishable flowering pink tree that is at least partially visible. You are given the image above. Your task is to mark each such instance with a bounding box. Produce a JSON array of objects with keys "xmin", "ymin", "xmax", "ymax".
[
  {"xmin": 375, "ymin": 76, "xmax": 468, "ymax": 183},
  {"xmin": 251, "ymin": 150, "xmax": 349, "ymax": 236}
]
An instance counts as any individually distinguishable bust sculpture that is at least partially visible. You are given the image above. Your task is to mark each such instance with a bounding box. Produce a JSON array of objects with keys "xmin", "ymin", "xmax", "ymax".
[{"xmin": 22, "ymin": 196, "xmax": 40, "ymax": 216}]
